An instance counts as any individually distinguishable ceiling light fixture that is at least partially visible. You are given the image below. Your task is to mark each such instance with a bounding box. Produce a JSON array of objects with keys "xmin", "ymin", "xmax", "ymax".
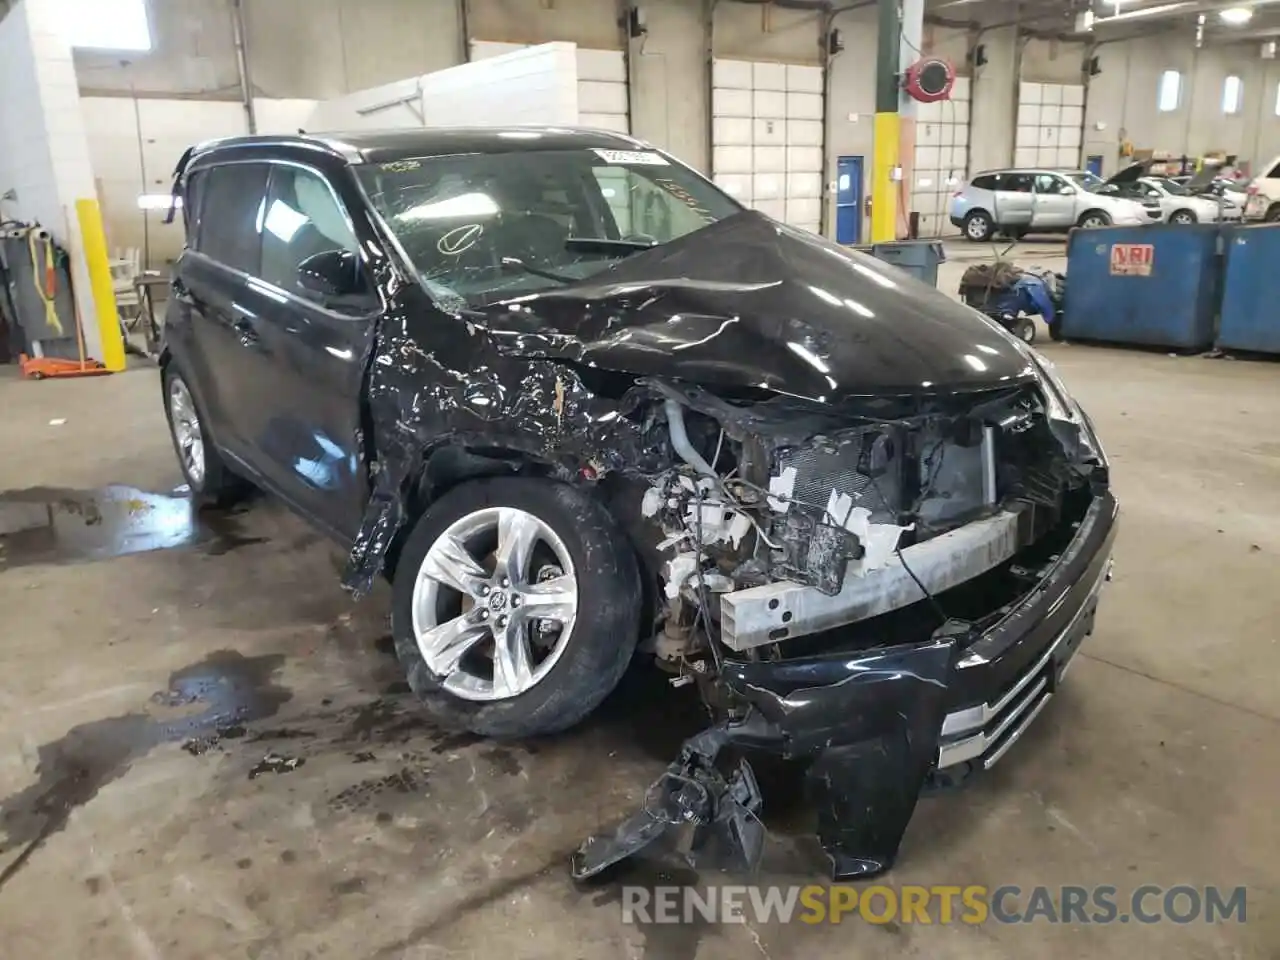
[
  {"xmin": 1094, "ymin": 2, "xmax": 1195, "ymax": 23},
  {"xmin": 1219, "ymin": 7, "xmax": 1255, "ymax": 25}
]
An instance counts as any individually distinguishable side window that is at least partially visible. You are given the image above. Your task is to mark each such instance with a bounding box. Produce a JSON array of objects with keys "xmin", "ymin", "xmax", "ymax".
[
  {"xmin": 1266, "ymin": 161, "xmax": 1280, "ymax": 179},
  {"xmin": 260, "ymin": 165, "xmax": 365, "ymax": 308},
  {"xmin": 1033, "ymin": 174, "xmax": 1066, "ymax": 194},
  {"xmin": 1003, "ymin": 173, "xmax": 1034, "ymax": 193},
  {"xmin": 195, "ymin": 163, "xmax": 269, "ymax": 274},
  {"xmin": 971, "ymin": 174, "xmax": 997, "ymax": 190}
]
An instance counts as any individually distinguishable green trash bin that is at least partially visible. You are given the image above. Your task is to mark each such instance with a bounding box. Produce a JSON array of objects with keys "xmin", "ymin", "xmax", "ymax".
[{"xmin": 856, "ymin": 241, "xmax": 947, "ymax": 287}]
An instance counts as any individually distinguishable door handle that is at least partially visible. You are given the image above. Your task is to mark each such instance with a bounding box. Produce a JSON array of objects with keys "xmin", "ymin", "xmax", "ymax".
[{"xmin": 232, "ymin": 316, "xmax": 259, "ymax": 347}]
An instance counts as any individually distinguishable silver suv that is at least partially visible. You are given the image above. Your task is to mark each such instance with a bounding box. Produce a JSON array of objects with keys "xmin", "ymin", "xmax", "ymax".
[{"xmin": 950, "ymin": 168, "xmax": 1155, "ymax": 241}]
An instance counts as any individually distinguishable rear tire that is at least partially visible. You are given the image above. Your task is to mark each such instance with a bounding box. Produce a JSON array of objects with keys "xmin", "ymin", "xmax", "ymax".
[
  {"xmin": 963, "ymin": 210, "xmax": 994, "ymax": 242},
  {"xmin": 1265, "ymin": 204, "xmax": 1280, "ymax": 223},
  {"xmin": 1014, "ymin": 317, "xmax": 1037, "ymax": 344},
  {"xmin": 1077, "ymin": 211, "xmax": 1112, "ymax": 229},
  {"xmin": 162, "ymin": 365, "xmax": 249, "ymax": 507},
  {"xmin": 390, "ymin": 477, "xmax": 641, "ymax": 738}
]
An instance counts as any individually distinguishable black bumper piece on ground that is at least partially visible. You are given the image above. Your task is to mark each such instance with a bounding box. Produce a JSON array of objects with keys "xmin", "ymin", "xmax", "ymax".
[{"xmin": 571, "ymin": 491, "xmax": 1119, "ymax": 883}]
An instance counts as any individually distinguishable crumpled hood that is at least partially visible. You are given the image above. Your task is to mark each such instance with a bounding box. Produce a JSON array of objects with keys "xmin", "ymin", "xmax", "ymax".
[{"xmin": 472, "ymin": 211, "xmax": 1035, "ymax": 401}]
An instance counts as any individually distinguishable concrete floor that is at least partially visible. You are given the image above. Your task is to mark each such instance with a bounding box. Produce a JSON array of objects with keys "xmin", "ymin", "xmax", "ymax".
[{"xmin": 1, "ymin": 249, "xmax": 1277, "ymax": 957}]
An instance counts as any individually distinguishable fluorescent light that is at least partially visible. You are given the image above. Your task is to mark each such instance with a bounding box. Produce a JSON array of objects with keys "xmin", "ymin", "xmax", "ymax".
[
  {"xmin": 1219, "ymin": 7, "xmax": 1254, "ymax": 25},
  {"xmin": 137, "ymin": 194, "xmax": 181, "ymax": 210},
  {"xmin": 1094, "ymin": 2, "xmax": 1194, "ymax": 23}
]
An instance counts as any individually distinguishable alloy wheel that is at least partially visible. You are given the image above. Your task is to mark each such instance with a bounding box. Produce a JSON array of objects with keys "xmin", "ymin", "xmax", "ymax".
[
  {"xmin": 168, "ymin": 377, "xmax": 206, "ymax": 486},
  {"xmin": 411, "ymin": 507, "xmax": 579, "ymax": 701},
  {"xmin": 966, "ymin": 216, "xmax": 989, "ymax": 240}
]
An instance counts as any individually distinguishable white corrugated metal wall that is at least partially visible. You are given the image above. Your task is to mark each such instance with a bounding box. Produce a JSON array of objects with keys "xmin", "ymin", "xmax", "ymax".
[
  {"xmin": 470, "ymin": 41, "xmax": 629, "ymax": 133},
  {"xmin": 710, "ymin": 58, "xmax": 824, "ymax": 234},
  {"xmin": 1014, "ymin": 81, "xmax": 1086, "ymax": 170},
  {"xmin": 912, "ymin": 76, "xmax": 971, "ymax": 236}
]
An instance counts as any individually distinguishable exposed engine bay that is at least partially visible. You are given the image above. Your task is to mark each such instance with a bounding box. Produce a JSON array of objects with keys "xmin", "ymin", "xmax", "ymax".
[
  {"xmin": 562, "ymin": 367, "xmax": 1111, "ymax": 882},
  {"xmin": 615, "ymin": 376, "xmax": 1095, "ymax": 668}
]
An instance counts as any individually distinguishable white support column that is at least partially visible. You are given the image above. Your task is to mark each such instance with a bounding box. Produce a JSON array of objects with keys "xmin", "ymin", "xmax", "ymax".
[{"xmin": 0, "ymin": 0, "xmax": 105, "ymax": 362}]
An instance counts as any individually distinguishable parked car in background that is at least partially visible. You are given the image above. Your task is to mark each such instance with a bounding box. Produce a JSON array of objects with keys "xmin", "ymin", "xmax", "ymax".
[
  {"xmin": 1242, "ymin": 156, "xmax": 1280, "ymax": 221},
  {"xmin": 950, "ymin": 168, "xmax": 1154, "ymax": 241},
  {"xmin": 1096, "ymin": 175, "xmax": 1241, "ymax": 224},
  {"xmin": 1168, "ymin": 174, "xmax": 1248, "ymax": 210}
]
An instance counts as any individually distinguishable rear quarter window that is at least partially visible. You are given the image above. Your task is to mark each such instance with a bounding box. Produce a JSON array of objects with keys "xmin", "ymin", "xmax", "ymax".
[{"xmin": 971, "ymin": 175, "xmax": 997, "ymax": 190}]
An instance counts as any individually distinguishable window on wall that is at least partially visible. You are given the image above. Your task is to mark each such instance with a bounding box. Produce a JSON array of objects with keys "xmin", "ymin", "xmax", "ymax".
[
  {"xmin": 1158, "ymin": 71, "xmax": 1182, "ymax": 112},
  {"xmin": 57, "ymin": 0, "xmax": 152, "ymax": 51},
  {"xmin": 1223, "ymin": 76, "xmax": 1244, "ymax": 115}
]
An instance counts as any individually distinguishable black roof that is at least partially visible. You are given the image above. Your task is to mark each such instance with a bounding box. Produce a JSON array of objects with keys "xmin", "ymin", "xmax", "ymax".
[{"xmin": 191, "ymin": 126, "xmax": 652, "ymax": 167}]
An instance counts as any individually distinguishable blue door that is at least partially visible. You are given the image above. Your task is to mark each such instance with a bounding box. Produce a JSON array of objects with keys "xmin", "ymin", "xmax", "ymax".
[
  {"xmin": 836, "ymin": 156, "xmax": 864, "ymax": 245},
  {"xmin": 1086, "ymin": 155, "xmax": 1104, "ymax": 177}
]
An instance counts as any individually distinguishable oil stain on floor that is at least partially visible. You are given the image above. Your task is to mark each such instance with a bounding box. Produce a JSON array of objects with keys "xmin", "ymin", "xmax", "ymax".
[
  {"xmin": 0, "ymin": 484, "xmax": 266, "ymax": 569},
  {"xmin": 0, "ymin": 650, "xmax": 290, "ymax": 890}
]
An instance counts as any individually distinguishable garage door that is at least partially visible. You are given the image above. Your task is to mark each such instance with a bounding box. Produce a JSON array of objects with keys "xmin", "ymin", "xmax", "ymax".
[
  {"xmin": 470, "ymin": 41, "xmax": 629, "ymax": 134},
  {"xmin": 711, "ymin": 58, "xmax": 824, "ymax": 235},
  {"xmin": 1014, "ymin": 81, "xmax": 1084, "ymax": 170},
  {"xmin": 912, "ymin": 75, "xmax": 970, "ymax": 237}
]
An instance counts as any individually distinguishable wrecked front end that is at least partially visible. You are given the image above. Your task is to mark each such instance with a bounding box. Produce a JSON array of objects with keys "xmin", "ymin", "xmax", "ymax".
[{"xmin": 573, "ymin": 365, "xmax": 1117, "ymax": 881}]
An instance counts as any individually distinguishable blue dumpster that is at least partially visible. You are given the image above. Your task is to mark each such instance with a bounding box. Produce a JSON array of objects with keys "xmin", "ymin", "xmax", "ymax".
[
  {"xmin": 1062, "ymin": 224, "xmax": 1220, "ymax": 350},
  {"xmin": 1217, "ymin": 224, "xmax": 1280, "ymax": 355}
]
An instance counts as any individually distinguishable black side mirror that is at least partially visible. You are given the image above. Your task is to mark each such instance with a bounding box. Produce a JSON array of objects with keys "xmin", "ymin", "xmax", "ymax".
[{"xmin": 297, "ymin": 249, "xmax": 364, "ymax": 300}]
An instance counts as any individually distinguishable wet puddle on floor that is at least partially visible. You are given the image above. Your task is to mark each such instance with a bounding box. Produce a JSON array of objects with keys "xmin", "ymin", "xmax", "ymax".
[
  {"xmin": 0, "ymin": 485, "xmax": 266, "ymax": 569},
  {"xmin": 0, "ymin": 650, "xmax": 291, "ymax": 890}
]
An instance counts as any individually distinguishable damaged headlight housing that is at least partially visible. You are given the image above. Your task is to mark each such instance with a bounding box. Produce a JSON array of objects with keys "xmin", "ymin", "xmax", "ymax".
[{"xmin": 1026, "ymin": 350, "xmax": 1108, "ymax": 468}]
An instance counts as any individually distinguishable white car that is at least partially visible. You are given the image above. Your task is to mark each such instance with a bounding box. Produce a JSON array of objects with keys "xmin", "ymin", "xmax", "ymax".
[
  {"xmin": 950, "ymin": 168, "xmax": 1155, "ymax": 242},
  {"xmin": 1242, "ymin": 156, "xmax": 1280, "ymax": 221},
  {"xmin": 1097, "ymin": 175, "xmax": 1242, "ymax": 224}
]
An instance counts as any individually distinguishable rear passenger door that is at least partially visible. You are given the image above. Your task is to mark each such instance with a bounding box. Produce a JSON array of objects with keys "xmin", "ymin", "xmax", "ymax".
[
  {"xmin": 232, "ymin": 162, "xmax": 379, "ymax": 539},
  {"xmin": 992, "ymin": 173, "xmax": 1034, "ymax": 230}
]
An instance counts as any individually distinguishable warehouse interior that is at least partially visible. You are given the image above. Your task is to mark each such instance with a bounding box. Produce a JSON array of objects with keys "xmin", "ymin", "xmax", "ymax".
[{"xmin": 0, "ymin": 0, "xmax": 1277, "ymax": 957}]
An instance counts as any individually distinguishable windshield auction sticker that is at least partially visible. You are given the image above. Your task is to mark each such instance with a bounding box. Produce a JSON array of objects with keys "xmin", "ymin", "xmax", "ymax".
[{"xmin": 593, "ymin": 149, "xmax": 669, "ymax": 166}]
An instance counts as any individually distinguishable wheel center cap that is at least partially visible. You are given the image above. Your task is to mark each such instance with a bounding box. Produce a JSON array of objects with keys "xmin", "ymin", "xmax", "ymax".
[{"xmin": 487, "ymin": 589, "xmax": 508, "ymax": 613}]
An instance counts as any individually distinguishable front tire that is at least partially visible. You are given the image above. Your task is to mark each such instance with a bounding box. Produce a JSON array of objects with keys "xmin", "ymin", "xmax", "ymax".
[
  {"xmin": 391, "ymin": 477, "xmax": 641, "ymax": 738},
  {"xmin": 1078, "ymin": 211, "xmax": 1112, "ymax": 229},
  {"xmin": 963, "ymin": 210, "xmax": 994, "ymax": 242},
  {"xmin": 1264, "ymin": 204, "xmax": 1280, "ymax": 223},
  {"xmin": 1013, "ymin": 317, "xmax": 1037, "ymax": 343},
  {"xmin": 162, "ymin": 365, "xmax": 248, "ymax": 507},
  {"xmin": 1170, "ymin": 209, "xmax": 1197, "ymax": 225}
]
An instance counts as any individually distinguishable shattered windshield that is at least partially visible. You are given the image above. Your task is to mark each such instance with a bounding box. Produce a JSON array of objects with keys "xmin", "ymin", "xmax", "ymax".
[{"xmin": 355, "ymin": 148, "xmax": 741, "ymax": 304}]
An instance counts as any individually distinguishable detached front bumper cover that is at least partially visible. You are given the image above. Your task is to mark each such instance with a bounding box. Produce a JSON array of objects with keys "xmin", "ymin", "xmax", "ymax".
[{"xmin": 573, "ymin": 491, "xmax": 1118, "ymax": 883}]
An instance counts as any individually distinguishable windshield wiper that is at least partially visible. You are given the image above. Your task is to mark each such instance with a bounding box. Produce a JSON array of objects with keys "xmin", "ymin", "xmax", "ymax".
[
  {"xmin": 500, "ymin": 257, "xmax": 575, "ymax": 284},
  {"xmin": 564, "ymin": 236, "xmax": 656, "ymax": 256}
]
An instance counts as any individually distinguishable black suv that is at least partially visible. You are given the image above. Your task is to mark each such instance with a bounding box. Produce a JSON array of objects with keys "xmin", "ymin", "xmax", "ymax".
[{"xmin": 162, "ymin": 128, "xmax": 1116, "ymax": 879}]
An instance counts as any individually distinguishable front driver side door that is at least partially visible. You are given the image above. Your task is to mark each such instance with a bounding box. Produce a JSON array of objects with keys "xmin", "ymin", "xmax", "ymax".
[
  {"xmin": 992, "ymin": 173, "xmax": 1034, "ymax": 230},
  {"xmin": 229, "ymin": 162, "xmax": 381, "ymax": 540},
  {"xmin": 1032, "ymin": 174, "xmax": 1077, "ymax": 229}
]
